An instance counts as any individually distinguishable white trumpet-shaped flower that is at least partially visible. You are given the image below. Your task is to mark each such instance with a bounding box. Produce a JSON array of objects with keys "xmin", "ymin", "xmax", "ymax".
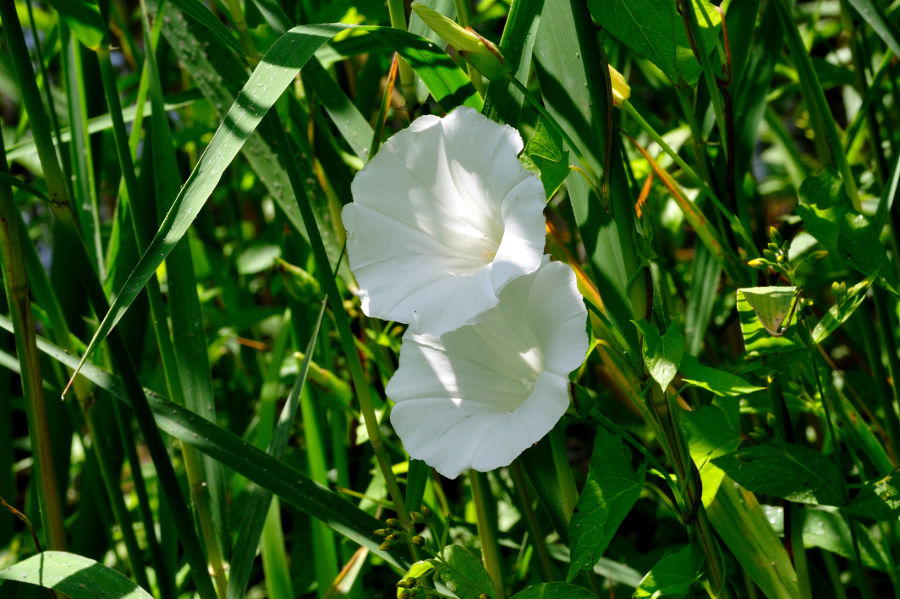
[
  {"xmin": 386, "ymin": 261, "xmax": 589, "ymax": 479},
  {"xmin": 341, "ymin": 106, "xmax": 547, "ymax": 336}
]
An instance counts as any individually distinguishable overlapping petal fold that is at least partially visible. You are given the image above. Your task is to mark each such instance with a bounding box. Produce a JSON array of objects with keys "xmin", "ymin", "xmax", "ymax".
[
  {"xmin": 342, "ymin": 106, "xmax": 547, "ymax": 335},
  {"xmin": 386, "ymin": 261, "xmax": 589, "ymax": 479}
]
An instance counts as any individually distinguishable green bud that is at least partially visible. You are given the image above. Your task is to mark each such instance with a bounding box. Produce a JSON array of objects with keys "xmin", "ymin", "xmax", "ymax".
[
  {"xmin": 608, "ymin": 65, "xmax": 630, "ymax": 106},
  {"xmin": 374, "ymin": 528, "xmax": 390, "ymax": 537},
  {"xmin": 379, "ymin": 540, "xmax": 393, "ymax": 551},
  {"xmin": 385, "ymin": 518, "xmax": 401, "ymax": 529},
  {"xmin": 411, "ymin": 2, "xmax": 509, "ymax": 79},
  {"xmin": 421, "ymin": 506, "xmax": 432, "ymax": 519},
  {"xmin": 769, "ymin": 226, "xmax": 783, "ymax": 245},
  {"xmin": 412, "ymin": 535, "xmax": 425, "ymax": 547},
  {"xmin": 278, "ymin": 258, "xmax": 322, "ymax": 303}
]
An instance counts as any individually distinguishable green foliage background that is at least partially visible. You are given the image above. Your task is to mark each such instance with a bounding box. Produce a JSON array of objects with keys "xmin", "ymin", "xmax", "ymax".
[{"xmin": 0, "ymin": 0, "xmax": 899, "ymax": 597}]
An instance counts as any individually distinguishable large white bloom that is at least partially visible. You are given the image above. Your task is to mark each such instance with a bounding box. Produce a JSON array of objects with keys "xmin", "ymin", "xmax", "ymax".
[
  {"xmin": 341, "ymin": 106, "xmax": 547, "ymax": 336},
  {"xmin": 386, "ymin": 261, "xmax": 589, "ymax": 479}
]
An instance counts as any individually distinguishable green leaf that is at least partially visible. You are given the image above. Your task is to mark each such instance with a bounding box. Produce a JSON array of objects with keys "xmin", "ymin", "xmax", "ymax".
[
  {"xmin": 47, "ymin": 0, "xmax": 105, "ymax": 49},
  {"xmin": 707, "ymin": 482, "xmax": 800, "ymax": 599},
  {"xmin": 69, "ymin": 22, "xmax": 479, "ymax": 382},
  {"xmin": 845, "ymin": 0, "xmax": 900, "ymax": 73},
  {"xmin": 812, "ymin": 275, "xmax": 873, "ymax": 345},
  {"xmin": 635, "ymin": 321, "xmax": 683, "ymax": 392},
  {"xmin": 847, "ymin": 467, "xmax": 900, "ymax": 521},
  {"xmin": 588, "ymin": 0, "xmax": 721, "ymax": 84},
  {"xmin": 0, "ymin": 314, "xmax": 403, "ymax": 569},
  {"xmin": 679, "ymin": 354, "xmax": 765, "ymax": 397},
  {"xmin": 796, "ymin": 170, "xmax": 893, "ymax": 288},
  {"xmin": 568, "ymin": 427, "xmax": 645, "ymax": 579},
  {"xmin": 0, "ymin": 551, "xmax": 153, "ymax": 598},
  {"xmin": 739, "ymin": 286, "xmax": 799, "ymax": 336},
  {"xmin": 736, "ymin": 287, "xmax": 802, "ymax": 354},
  {"xmin": 523, "ymin": 118, "xmax": 570, "ymax": 198},
  {"xmin": 681, "ymin": 400, "xmax": 742, "ymax": 506},
  {"xmin": 634, "ymin": 545, "xmax": 704, "ymax": 598},
  {"xmin": 767, "ymin": 506, "xmax": 890, "ymax": 571},
  {"xmin": 712, "ymin": 442, "xmax": 845, "ymax": 506},
  {"xmin": 510, "ymin": 582, "xmax": 599, "ymax": 599},
  {"xmin": 435, "ymin": 545, "xmax": 495, "ymax": 599}
]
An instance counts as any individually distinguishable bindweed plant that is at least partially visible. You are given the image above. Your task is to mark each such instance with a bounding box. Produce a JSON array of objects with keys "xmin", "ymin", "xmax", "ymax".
[{"xmin": 0, "ymin": 0, "xmax": 899, "ymax": 598}]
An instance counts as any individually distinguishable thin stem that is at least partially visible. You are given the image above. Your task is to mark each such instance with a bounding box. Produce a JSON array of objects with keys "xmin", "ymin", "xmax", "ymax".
[
  {"xmin": 509, "ymin": 461, "xmax": 554, "ymax": 581},
  {"xmin": 0, "ymin": 128, "xmax": 67, "ymax": 553},
  {"xmin": 469, "ymin": 471, "xmax": 505, "ymax": 599}
]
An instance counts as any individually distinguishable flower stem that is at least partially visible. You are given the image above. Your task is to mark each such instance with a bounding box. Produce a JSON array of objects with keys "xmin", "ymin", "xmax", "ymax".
[{"xmin": 470, "ymin": 471, "xmax": 505, "ymax": 599}]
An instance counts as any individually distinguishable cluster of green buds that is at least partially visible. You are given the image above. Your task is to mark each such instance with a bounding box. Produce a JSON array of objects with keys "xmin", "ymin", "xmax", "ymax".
[
  {"xmin": 748, "ymin": 226, "xmax": 791, "ymax": 277},
  {"xmin": 373, "ymin": 507, "xmax": 431, "ymax": 552}
]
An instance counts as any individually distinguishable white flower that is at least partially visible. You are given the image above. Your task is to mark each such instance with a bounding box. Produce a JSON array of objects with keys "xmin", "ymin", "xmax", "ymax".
[
  {"xmin": 386, "ymin": 261, "xmax": 589, "ymax": 479},
  {"xmin": 341, "ymin": 106, "xmax": 547, "ymax": 336}
]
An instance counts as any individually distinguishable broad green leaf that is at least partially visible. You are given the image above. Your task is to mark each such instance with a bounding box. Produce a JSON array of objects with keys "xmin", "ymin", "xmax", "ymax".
[
  {"xmin": 511, "ymin": 582, "xmax": 599, "ymax": 599},
  {"xmin": 847, "ymin": 468, "xmax": 900, "ymax": 521},
  {"xmin": 634, "ymin": 545, "xmax": 703, "ymax": 598},
  {"xmin": 681, "ymin": 399, "xmax": 742, "ymax": 506},
  {"xmin": 435, "ymin": 545, "xmax": 495, "ymax": 599},
  {"xmin": 0, "ymin": 551, "xmax": 153, "ymax": 598},
  {"xmin": 588, "ymin": 0, "xmax": 721, "ymax": 84},
  {"xmin": 635, "ymin": 321, "xmax": 683, "ymax": 392},
  {"xmin": 739, "ymin": 286, "xmax": 799, "ymax": 336},
  {"xmin": 523, "ymin": 118, "xmax": 570, "ymax": 198},
  {"xmin": 47, "ymin": 0, "xmax": 105, "ymax": 49},
  {"xmin": 568, "ymin": 427, "xmax": 645, "ymax": 580},
  {"xmin": 679, "ymin": 354, "xmax": 765, "ymax": 397},
  {"xmin": 796, "ymin": 170, "xmax": 894, "ymax": 290},
  {"xmin": 736, "ymin": 288, "xmax": 802, "ymax": 354},
  {"xmin": 713, "ymin": 442, "xmax": 844, "ymax": 506}
]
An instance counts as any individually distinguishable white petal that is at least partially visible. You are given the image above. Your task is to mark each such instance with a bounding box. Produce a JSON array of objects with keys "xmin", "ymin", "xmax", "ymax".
[
  {"xmin": 386, "ymin": 261, "xmax": 589, "ymax": 478},
  {"xmin": 343, "ymin": 106, "xmax": 546, "ymax": 335}
]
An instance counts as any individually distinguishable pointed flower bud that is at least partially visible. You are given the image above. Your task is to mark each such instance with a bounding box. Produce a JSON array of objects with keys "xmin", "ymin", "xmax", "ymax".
[
  {"xmin": 411, "ymin": 2, "xmax": 509, "ymax": 79},
  {"xmin": 608, "ymin": 65, "xmax": 630, "ymax": 107}
]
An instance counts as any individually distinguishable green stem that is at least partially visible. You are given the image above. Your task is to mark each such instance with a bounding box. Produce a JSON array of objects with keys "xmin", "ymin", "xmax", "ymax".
[
  {"xmin": 469, "ymin": 471, "xmax": 505, "ymax": 599},
  {"xmin": 509, "ymin": 461, "xmax": 554, "ymax": 581},
  {"xmin": 0, "ymin": 129, "xmax": 67, "ymax": 553},
  {"xmin": 262, "ymin": 113, "xmax": 412, "ymax": 533},
  {"xmin": 874, "ymin": 288, "xmax": 900, "ymax": 461}
]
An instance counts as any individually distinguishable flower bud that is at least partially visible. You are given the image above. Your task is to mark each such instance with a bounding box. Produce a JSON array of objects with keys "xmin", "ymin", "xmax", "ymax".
[
  {"xmin": 608, "ymin": 65, "xmax": 630, "ymax": 106},
  {"xmin": 412, "ymin": 535, "xmax": 425, "ymax": 547},
  {"xmin": 747, "ymin": 258, "xmax": 767, "ymax": 269},
  {"xmin": 411, "ymin": 2, "xmax": 509, "ymax": 79},
  {"xmin": 385, "ymin": 518, "xmax": 401, "ymax": 529},
  {"xmin": 410, "ymin": 511, "xmax": 426, "ymax": 523}
]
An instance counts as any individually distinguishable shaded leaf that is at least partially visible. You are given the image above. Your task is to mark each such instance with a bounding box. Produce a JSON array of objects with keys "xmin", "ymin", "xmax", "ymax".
[
  {"xmin": 568, "ymin": 427, "xmax": 645, "ymax": 579},
  {"xmin": 588, "ymin": 0, "xmax": 721, "ymax": 84},
  {"xmin": 713, "ymin": 442, "xmax": 844, "ymax": 506},
  {"xmin": 48, "ymin": 0, "xmax": 105, "ymax": 49},
  {"xmin": 634, "ymin": 545, "xmax": 703, "ymax": 598},
  {"xmin": 679, "ymin": 354, "xmax": 765, "ymax": 397},
  {"xmin": 848, "ymin": 468, "xmax": 900, "ymax": 521},
  {"xmin": 681, "ymin": 399, "xmax": 742, "ymax": 506},
  {"xmin": 511, "ymin": 582, "xmax": 599, "ymax": 599},
  {"xmin": 435, "ymin": 545, "xmax": 495, "ymax": 599}
]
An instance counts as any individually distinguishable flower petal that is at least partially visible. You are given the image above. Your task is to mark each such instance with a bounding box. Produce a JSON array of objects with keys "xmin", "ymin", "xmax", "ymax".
[
  {"xmin": 343, "ymin": 106, "xmax": 546, "ymax": 335},
  {"xmin": 386, "ymin": 260, "xmax": 589, "ymax": 478}
]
